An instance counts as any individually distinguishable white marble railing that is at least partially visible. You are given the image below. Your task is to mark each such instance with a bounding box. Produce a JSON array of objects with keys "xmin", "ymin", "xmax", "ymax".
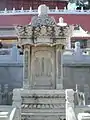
[
  {"xmin": 0, "ymin": 42, "xmax": 90, "ymax": 65},
  {"xmin": 0, "ymin": 7, "xmax": 90, "ymax": 15},
  {"xmin": 0, "ymin": 45, "xmax": 22, "ymax": 63}
]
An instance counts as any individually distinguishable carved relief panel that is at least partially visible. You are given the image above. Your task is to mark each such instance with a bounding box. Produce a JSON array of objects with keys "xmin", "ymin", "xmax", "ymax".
[{"xmin": 31, "ymin": 47, "xmax": 55, "ymax": 89}]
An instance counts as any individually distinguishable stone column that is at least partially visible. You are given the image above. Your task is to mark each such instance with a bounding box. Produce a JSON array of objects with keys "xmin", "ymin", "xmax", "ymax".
[
  {"xmin": 28, "ymin": 46, "xmax": 32, "ymax": 89},
  {"xmin": 23, "ymin": 45, "xmax": 30, "ymax": 89},
  {"xmin": 56, "ymin": 45, "xmax": 63, "ymax": 89}
]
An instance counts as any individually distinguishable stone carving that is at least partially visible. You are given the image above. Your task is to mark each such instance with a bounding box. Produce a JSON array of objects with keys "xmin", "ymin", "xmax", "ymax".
[
  {"xmin": 31, "ymin": 15, "xmax": 56, "ymax": 27},
  {"xmin": 57, "ymin": 17, "xmax": 67, "ymax": 27},
  {"xmin": 16, "ymin": 19, "xmax": 69, "ymax": 46},
  {"xmin": 15, "ymin": 5, "xmax": 70, "ymax": 46},
  {"xmin": 31, "ymin": 48, "xmax": 54, "ymax": 89},
  {"xmin": 21, "ymin": 103, "xmax": 65, "ymax": 109},
  {"xmin": 0, "ymin": 84, "xmax": 13, "ymax": 105},
  {"xmin": 15, "ymin": 25, "xmax": 25, "ymax": 37},
  {"xmin": 33, "ymin": 57, "xmax": 41, "ymax": 76},
  {"xmin": 25, "ymin": 25, "xmax": 33, "ymax": 37},
  {"xmin": 38, "ymin": 4, "xmax": 48, "ymax": 16},
  {"xmin": 40, "ymin": 25, "xmax": 47, "ymax": 36},
  {"xmin": 13, "ymin": 4, "xmax": 70, "ymax": 120},
  {"xmin": 24, "ymin": 50, "xmax": 28, "ymax": 80}
]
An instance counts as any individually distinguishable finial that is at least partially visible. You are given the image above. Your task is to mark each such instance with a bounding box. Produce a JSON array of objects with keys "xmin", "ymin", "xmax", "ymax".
[
  {"xmin": 13, "ymin": 7, "xmax": 15, "ymax": 12},
  {"xmin": 30, "ymin": 6, "xmax": 32, "ymax": 11},
  {"xmin": 21, "ymin": 7, "xmax": 23, "ymax": 11},
  {"xmin": 38, "ymin": 4, "xmax": 48, "ymax": 16},
  {"xmin": 59, "ymin": 17, "xmax": 64, "ymax": 23},
  {"xmin": 57, "ymin": 17, "xmax": 67, "ymax": 26},
  {"xmin": 4, "ymin": 8, "xmax": 7, "ymax": 13},
  {"xmin": 55, "ymin": 6, "xmax": 59, "ymax": 12}
]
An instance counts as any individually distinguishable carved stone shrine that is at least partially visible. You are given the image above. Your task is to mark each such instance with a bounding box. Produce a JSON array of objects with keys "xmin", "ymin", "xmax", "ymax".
[{"xmin": 13, "ymin": 4, "xmax": 70, "ymax": 120}]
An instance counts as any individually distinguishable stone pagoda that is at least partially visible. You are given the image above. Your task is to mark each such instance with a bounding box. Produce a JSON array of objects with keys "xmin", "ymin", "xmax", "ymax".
[{"xmin": 13, "ymin": 4, "xmax": 70, "ymax": 120}]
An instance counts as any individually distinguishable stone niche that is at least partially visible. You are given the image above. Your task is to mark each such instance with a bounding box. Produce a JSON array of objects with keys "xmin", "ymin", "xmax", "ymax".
[
  {"xmin": 31, "ymin": 46, "xmax": 56, "ymax": 89},
  {"xmin": 15, "ymin": 4, "xmax": 70, "ymax": 90},
  {"xmin": 13, "ymin": 4, "xmax": 71, "ymax": 120}
]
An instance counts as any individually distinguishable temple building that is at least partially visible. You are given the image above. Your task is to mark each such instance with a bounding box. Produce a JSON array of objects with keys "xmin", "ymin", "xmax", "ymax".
[
  {"xmin": 0, "ymin": 0, "xmax": 90, "ymax": 49},
  {"xmin": 0, "ymin": 0, "xmax": 68, "ymax": 10}
]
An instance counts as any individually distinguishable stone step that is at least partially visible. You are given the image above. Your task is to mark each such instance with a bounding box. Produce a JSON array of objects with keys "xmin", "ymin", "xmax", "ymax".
[
  {"xmin": 21, "ymin": 114, "xmax": 65, "ymax": 120},
  {"xmin": 21, "ymin": 104, "xmax": 65, "ymax": 109}
]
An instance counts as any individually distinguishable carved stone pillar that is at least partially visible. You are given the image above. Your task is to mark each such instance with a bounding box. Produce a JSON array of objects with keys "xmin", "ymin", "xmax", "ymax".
[
  {"xmin": 23, "ymin": 45, "xmax": 30, "ymax": 89},
  {"xmin": 56, "ymin": 45, "xmax": 63, "ymax": 89},
  {"xmin": 65, "ymin": 89, "xmax": 75, "ymax": 120}
]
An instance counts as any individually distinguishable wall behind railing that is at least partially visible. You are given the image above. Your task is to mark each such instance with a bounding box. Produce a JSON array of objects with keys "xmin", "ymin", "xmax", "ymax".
[
  {"xmin": 0, "ymin": 42, "xmax": 90, "ymax": 104},
  {"xmin": 0, "ymin": 42, "xmax": 90, "ymax": 64}
]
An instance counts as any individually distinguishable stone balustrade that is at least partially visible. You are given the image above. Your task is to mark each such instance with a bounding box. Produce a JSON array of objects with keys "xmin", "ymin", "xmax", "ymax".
[
  {"xmin": 0, "ymin": 45, "xmax": 22, "ymax": 63},
  {"xmin": 0, "ymin": 42, "xmax": 90, "ymax": 65},
  {"xmin": 0, "ymin": 7, "xmax": 90, "ymax": 15}
]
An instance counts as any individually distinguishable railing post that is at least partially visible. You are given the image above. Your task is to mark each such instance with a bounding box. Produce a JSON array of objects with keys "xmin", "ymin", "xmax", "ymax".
[
  {"xmin": 29, "ymin": 6, "xmax": 32, "ymax": 12},
  {"xmin": 65, "ymin": 89, "xmax": 77, "ymax": 120},
  {"xmin": 11, "ymin": 45, "xmax": 19, "ymax": 62},
  {"xmin": 12, "ymin": 8, "xmax": 15, "ymax": 13},
  {"xmin": 55, "ymin": 6, "xmax": 59, "ymax": 12},
  {"xmin": 21, "ymin": 7, "xmax": 23, "ymax": 12},
  {"xmin": 4, "ymin": 8, "xmax": 7, "ymax": 13}
]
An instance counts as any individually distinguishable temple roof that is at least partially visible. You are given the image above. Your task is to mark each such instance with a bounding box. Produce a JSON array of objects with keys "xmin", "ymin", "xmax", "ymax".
[{"xmin": 72, "ymin": 25, "xmax": 90, "ymax": 38}]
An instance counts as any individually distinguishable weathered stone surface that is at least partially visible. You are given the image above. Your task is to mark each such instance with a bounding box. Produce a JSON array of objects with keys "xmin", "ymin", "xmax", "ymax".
[{"xmin": 13, "ymin": 4, "xmax": 70, "ymax": 120}]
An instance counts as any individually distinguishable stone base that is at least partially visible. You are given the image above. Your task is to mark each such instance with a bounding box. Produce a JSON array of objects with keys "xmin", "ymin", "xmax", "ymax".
[
  {"xmin": 13, "ymin": 89, "xmax": 66, "ymax": 120},
  {"xmin": 21, "ymin": 115, "xmax": 65, "ymax": 120}
]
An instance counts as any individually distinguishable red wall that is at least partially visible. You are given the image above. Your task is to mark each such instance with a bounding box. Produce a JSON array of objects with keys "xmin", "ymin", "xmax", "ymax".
[
  {"xmin": 0, "ymin": 0, "xmax": 67, "ymax": 10},
  {"xmin": 0, "ymin": 14, "xmax": 90, "ymax": 31}
]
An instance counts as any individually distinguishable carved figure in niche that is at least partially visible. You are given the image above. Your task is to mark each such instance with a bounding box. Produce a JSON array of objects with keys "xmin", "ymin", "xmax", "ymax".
[
  {"xmin": 40, "ymin": 26, "xmax": 47, "ymax": 36},
  {"xmin": 34, "ymin": 27, "xmax": 41, "ymax": 39},
  {"xmin": 55, "ymin": 26, "xmax": 60, "ymax": 37},
  {"xmin": 47, "ymin": 26, "xmax": 53, "ymax": 36},
  {"xmin": 55, "ymin": 26, "xmax": 66, "ymax": 38},
  {"xmin": 25, "ymin": 25, "xmax": 33, "ymax": 37},
  {"xmin": 59, "ymin": 27, "xmax": 65, "ymax": 36},
  {"xmin": 16, "ymin": 25, "xmax": 25, "ymax": 37}
]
